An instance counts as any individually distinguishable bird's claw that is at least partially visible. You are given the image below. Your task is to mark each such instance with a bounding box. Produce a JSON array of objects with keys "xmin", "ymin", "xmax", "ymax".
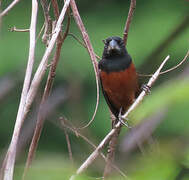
[
  {"xmin": 118, "ymin": 108, "xmax": 131, "ymax": 128},
  {"xmin": 141, "ymin": 84, "xmax": 151, "ymax": 94}
]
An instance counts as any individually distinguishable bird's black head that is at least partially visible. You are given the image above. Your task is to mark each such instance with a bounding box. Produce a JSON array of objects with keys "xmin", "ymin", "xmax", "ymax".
[{"xmin": 102, "ymin": 36, "xmax": 127, "ymax": 58}]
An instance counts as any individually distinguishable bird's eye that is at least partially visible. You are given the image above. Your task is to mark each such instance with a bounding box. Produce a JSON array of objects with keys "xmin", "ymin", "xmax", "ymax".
[{"xmin": 102, "ymin": 39, "xmax": 106, "ymax": 44}]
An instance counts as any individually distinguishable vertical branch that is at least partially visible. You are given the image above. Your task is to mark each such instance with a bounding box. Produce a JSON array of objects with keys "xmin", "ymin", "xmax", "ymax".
[
  {"xmin": 123, "ymin": 0, "xmax": 136, "ymax": 46},
  {"xmin": 23, "ymin": 1, "xmax": 71, "ymax": 178},
  {"xmin": 104, "ymin": 0, "xmax": 136, "ymax": 177},
  {"xmin": 70, "ymin": 0, "xmax": 99, "ymax": 128},
  {"xmin": 2, "ymin": 1, "xmax": 38, "ymax": 180},
  {"xmin": 51, "ymin": 0, "xmax": 60, "ymax": 20},
  {"xmin": 41, "ymin": 0, "xmax": 52, "ymax": 45},
  {"xmin": 103, "ymin": 126, "xmax": 121, "ymax": 178},
  {"xmin": 61, "ymin": 120, "xmax": 73, "ymax": 164}
]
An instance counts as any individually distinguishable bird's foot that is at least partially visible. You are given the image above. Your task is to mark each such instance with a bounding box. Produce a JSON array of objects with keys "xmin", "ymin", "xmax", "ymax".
[
  {"xmin": 141, "ymin": 84, "xmax": 151, "ymax": 94},
  {"xmin": 118, "ymin": 108, "xmax": 131, "ymax": 128}
]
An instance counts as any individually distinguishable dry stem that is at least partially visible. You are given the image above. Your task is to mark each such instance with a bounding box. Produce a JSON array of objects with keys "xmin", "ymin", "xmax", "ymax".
[
  {"xmin": 103, "ymin": 125, "xmax": 121, "ymax": 178},
  {"xmin": 2, "ymin": 1, "xmax": 38, "ymax": 180},
  {"xmin": 9, "ymin": 26, "xmax": 30, "ymax": 32},
  {"xmin": 139, "ymin": 15, "xmax": 189, "ymax": 77},
  {"xmin": 123, "ymin": 0, "xmax": 136, "ymax": 45},
  {"xmin": 59, "ymin": 119, "xmax": 127, "ymax": 178},
  {"xmin": 41, "ymin": 0, "xmax": 52, "ymax": 45},
  {"xmin": 68, "ymin": 33, "xmax": 101, "ymax": 60},
  {"xmin": 22, "ymin": 1, "xmax": 71, "ymax": 178},
  {"xmin": 0, "ymin": 0, "xmax": 20, "ymax": 17},
  {"xmin": 70, "ymin": 0, "xmax": 99, "ymax": 129}
]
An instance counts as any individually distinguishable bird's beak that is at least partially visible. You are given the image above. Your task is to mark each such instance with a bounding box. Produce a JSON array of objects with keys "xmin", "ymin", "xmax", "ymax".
[{"xmin": 108, "ymin": 39, "xmax": 120, "ymax": 53}]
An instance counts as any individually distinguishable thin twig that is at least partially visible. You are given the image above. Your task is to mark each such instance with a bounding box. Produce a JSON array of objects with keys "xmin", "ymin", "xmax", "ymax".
[
  {"xmin": 22, "ymin": 1, "xmax": 71, "ymax": 178},
  {"xmin": 9, "ymin": 26, "xmax": 30, "ymax": 32},
  {"xmin": 70, "ymin": 0, "xmax": 99, "ymax": 129},
  {"xmin": 2, "ymin": 1, "xmax": 38, "ymax": 180},
  {"xmin": 123, "ymin": 0, "xmax": 136, "ymax": 46},
  {"xmin": 139, "ymin": 14, "xmax": 189, "ymax": 76},
  {"xmin": 51, "ymin": 0, "xmax": 60, "ymax": 20},
  {"xmin": 36, "ymin": 23, "xmax": 45, "ymax": 41},
  {"xmin": 41, "ymin": 0, "xmax": 52, "ymax": 45},
  {"xmin": 70, "ymin": 55, "xmax": 170, "ymax": 179},
  {"xmin": 138, "ymin": 49, "xmax": 189, "ymax": 77},
  {"xmin": 61, "ymin": 119, "xmax": 74, "ymax": 164},
  {"xmin": 59, "ymin": 118, "xmax": 127, "ymax": 178},
  {"xmin": 68, "ymin": 33, "xmax": 101, "ymax": 60},
  {"xmin": 0, "ymin": 0, "xmax": 20, "ymax": 17}
]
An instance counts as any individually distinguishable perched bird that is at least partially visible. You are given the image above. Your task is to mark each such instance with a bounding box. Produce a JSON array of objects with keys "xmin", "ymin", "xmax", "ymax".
[{"xmin": 98, "ymin": 36, "xmax": 139, "ymax": 125}]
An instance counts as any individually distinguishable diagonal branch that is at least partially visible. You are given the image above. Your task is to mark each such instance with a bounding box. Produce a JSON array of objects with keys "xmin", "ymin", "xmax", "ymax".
[
  {"xmin": 68, "ymin": 33, "xmax": 101, "ymax": 60},
  {"xmin": 70, "ymin": 0, "xmax": 99, "ymax": 129},
  {"xmin": 2, "ymin": 1, "xmax": 38, "ymax": 180},
  {"xmin": 123, "ymin": 0, "xmax": 136, "ymax": 46},
  {"xmin": 59, "ymin": 118, "xmax": 127, "ymax": 178},
  {"xmin": 122, "ymin": 55, "xmax": 170, "ymax": 119},
  {"xmin": 70, "ymin": 55, "xmax": 170, "ymax": 179},
  {"xmin": 0, "ymin": 0, "xmax": 20, "ymax": 17}
]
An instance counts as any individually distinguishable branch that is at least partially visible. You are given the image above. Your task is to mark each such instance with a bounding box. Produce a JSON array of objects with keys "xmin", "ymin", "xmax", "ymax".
[
  {"xmin": 139, "ymin": 15, "xmax": 189, "ymax": 76},
  {"xmin": 70, "ymin": 55, "xmax": 170, "ymax": 178},
  {"xmin": 103, "ymin": 125, "xmax": 121, "ymax": 178},
  {"xmin": 70, "ymin": 0, "xmax": 99, "ymax": 129},
  {"xmin": 61, "ymin": 119, "xmax": 74, "ymax": 164},
  {"xmin": 22, "ymin": 1, "xmax": 71, "ymax": 178},
  {"xmin": 51, "ymin": 0, "xmax": 60, "ymax": 20},
  {"xmin": 2, "ymin": 1, "xmax": 38, "ymax": 180},
  {"xmin": 123, "ymin": 0, "xmax": 136, "ymax": 46},
  {"xmin": 138, "ymin": 49, "xmax": 189, "ymax": 77},
  {"xmin": 120, "ymin": 109, "xmax": 167, "ymax": 154},
  {"xmin": 9, "ymin": 26, "xmax": 30, "ymax": 32},
  {"xmin": 0, "ymin": 0, "xmax": 20, "ymax": 17},
  {"xmin": 22, "ymin": 0, "xmax": 70, "ymax": 123},
  {"xmin": 122, "ymin": 55, "xmax": 169, "ymax": 119},
  {"xmin": 68, "ymin": 33, "xmax": 101, "ymax": 60},
  {"xmin": 41, "ymin": 0, "xmax": 52, "ymax": 45},
  {"xmin": 59, "ymin": 119, "xmax": 127, "ymax": 178}
]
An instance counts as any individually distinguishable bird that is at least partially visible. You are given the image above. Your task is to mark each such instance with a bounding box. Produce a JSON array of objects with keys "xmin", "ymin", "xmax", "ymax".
[{"xmin": 98, "ymin": 36, "xmax": 139, "ymax": 127}]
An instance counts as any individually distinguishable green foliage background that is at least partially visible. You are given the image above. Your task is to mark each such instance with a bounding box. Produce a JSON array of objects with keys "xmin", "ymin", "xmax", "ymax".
[{"xmin": 0, "ymin": 0, "xmax": 189, "ymax": 179}]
